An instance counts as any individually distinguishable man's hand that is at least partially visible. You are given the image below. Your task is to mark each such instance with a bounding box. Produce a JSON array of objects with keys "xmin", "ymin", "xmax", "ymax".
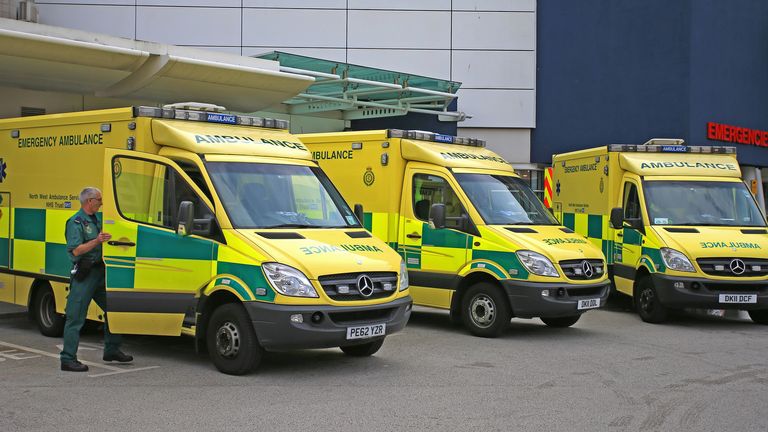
[{"xmin": 97, "ymin": 232, "xmax": 112, "ymax": 243}]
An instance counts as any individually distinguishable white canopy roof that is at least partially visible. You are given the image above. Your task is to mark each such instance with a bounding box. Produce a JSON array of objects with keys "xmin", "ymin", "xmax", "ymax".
[{"xmin": 0, "ymin": 18, "xmax": 314, "ymax": 113}]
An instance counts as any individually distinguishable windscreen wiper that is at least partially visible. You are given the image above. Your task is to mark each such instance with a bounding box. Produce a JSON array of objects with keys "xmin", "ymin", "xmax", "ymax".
[{"xmin": 267, "ymin": 224, "xmax": 319, "ymax": 229}]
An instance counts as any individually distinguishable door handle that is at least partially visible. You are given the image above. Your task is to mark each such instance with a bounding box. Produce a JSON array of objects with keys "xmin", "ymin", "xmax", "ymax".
[
  {"xmin": 108, "ymin": 240, "xmax": 136, "ymax": 247},
  {"xmin": 406, "ymin": 233, "xmax": 422, "ymax": 239},
  {"xmin": 616, "ymin": 233, "xmax": 623, "ymax": 237}
]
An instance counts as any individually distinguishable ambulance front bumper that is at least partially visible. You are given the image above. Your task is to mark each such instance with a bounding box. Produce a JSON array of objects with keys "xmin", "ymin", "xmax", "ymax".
[
  {"xmin": 502, "ymin": 280, "xmax": 611, "ymax": 318},
  {"xmin": 650, "ymin": 274, "xmax": 768, "ymax": 310},
  {"xmin": 244, "ymin": 296, "xmax": 412, "ymax": 350}
]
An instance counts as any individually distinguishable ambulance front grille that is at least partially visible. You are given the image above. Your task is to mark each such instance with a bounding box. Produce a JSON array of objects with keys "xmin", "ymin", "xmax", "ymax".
[
  {"xmin": 559, "ymin": 259, "xmax": 605, "ymax": 280},
  {"xmin": 696, "ymin": 258, "xmax": 768, "ymax": 277},
  {"xmin": 318, "ymin": 272, "xmax": 398, "ymax": 301}
]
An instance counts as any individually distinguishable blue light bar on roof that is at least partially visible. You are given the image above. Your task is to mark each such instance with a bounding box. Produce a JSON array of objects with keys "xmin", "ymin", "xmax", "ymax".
[
  {"xmin": 388, "ymin": 129, "xmax": 485, "ymax": 147},
  {"xmin": 133, "ymin": 106, "xmax": 289, "ymax": 129}
]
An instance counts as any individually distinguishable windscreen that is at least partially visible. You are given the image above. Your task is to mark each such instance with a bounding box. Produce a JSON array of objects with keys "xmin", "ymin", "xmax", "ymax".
[
  {"xmin": 455, "ymin": 173, "xmax": 559, "ymax": 225},
  {"xmin": 644, "ymin": 180, "xmax": 767, "ymax": 227},
  {"xmin": 207, "ymin": 162, "xmax": 359, "ymax": 229}
]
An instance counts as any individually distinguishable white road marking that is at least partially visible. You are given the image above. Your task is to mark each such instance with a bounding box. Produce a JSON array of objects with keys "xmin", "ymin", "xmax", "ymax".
[
  {"xmin": 56, "ymin": 342, "xmax": 100, "ymax": 351},
  {"xmin": 0, "ymin": 340, "xmax": 159, "ymax": 377},
  {"xmin": 87, "ymin": 366, "xmax": 160, "ymax": 378}
]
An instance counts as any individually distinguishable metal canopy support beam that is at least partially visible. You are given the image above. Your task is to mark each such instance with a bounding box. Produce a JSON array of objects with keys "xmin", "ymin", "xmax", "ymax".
[{"xmin": 272, "ymin": 59, "xmax": 468, "ymax": 122}]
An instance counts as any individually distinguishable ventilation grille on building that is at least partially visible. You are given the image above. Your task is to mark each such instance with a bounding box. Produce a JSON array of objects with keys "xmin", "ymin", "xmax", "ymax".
[
  {"xmin": 21, "ymin": 107, "xmax": 46, "ymax": 117},
  {"xmin": 0, "ymin": 0, "xmax": 13, "ymax": 19}
]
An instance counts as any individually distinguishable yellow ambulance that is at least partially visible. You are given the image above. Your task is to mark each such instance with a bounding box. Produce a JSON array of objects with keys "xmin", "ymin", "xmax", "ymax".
[
  {"xmin": 551, "ymin": 139, "xmax": 768, "ymax": 324},
  {"xmin": 0, "ymin": 104, "xmax": 411, "ymax": 374},
  {"xmin": 300, "ymin": 130, "xmax": 610, "ymax": 337}
]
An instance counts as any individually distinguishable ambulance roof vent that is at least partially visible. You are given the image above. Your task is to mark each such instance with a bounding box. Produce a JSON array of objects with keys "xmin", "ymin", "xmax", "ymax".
[
  {"xmin": 643, "ymin": 138, "xmax": 685, "ymax": 146},
  {"xmin": 163, "ymin": 102, "xmax": 226, "ymax": 112},
  {"xmin": 134, "ymin": 106, "xmax": 289, "ymax": 130},
  {"xmin": 388, "ymin": 129, "xmax": 486, "ymax": 147}
]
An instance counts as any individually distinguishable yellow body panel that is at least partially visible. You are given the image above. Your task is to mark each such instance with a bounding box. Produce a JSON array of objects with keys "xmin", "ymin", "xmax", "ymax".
[
  {"xmin": 410, "ymin": 286, "xmax": 453, "ymax": 309},
  {"xmin": 108, "ymin": 312, "xmax": 185, "ymax": 336}
]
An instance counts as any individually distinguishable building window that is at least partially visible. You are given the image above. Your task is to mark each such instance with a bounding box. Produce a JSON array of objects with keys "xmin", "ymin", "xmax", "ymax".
[
  {"xmin": 21, "ymin": 107, "xmax": 45, "ymax": 117},
  {"xmin": 516, "ymin": 169, "xmax": 545, "ymax": 202}
]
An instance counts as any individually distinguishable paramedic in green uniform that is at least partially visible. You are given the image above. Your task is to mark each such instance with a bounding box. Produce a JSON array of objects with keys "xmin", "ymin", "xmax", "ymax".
[{"xmin": 60, "ymin": 187, "xmax": 133, "ymax": 372}]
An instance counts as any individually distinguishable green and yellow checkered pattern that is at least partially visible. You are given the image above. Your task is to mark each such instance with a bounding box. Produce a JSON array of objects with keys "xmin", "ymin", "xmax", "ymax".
[
  {"xmin": 362, "ymin": 211, "xmax": 529, "ymax": 280},
  {"xmin": 560, "ymin": 211, "xmax": 665, "ymax": 273},
  {"xmin": 0, "ymin": 205, "xmax": 274, "ymax": 303},
  {"xmin": 561, "ymin": 212, "xmax": 614, "ymax": 264},
  {"xmin": 103, "ymin": 226, "xmax": 274, "ymax": 302},
  {"xmin": 0, "ymin": 207, "xmax": 76, "ymax": 278}
]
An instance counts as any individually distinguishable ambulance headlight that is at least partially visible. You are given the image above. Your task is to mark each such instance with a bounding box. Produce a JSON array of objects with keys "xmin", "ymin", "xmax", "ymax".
[
  {"xmin": 516, "ymin": 250, "xmax": 559, "ymax": 277},
  {"xmin": 660, "ymin": 248, "xmax": 695, "ymax": 272},
  {"xmin": 262, "ymin": 263, "xmax": 318, "ymax": 298},
  {"xmin": 399, "ymin": 260, "xmax": 409, "ymax": 291}
]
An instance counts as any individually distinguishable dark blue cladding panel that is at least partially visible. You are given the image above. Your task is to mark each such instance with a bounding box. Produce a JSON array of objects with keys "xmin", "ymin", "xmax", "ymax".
[
  {"xmin": 688, "ymin": 0, "xmax": 768, "ymax": 166},
  {"xmin": 533, "ymin": 0, "xmax": 768, "ymax": 167}
]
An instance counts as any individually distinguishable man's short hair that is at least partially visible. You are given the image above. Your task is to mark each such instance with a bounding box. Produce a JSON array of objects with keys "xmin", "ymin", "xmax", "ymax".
[{"xmin": 79, "ymin": 187, "xmax": 101, "ymax": 205}]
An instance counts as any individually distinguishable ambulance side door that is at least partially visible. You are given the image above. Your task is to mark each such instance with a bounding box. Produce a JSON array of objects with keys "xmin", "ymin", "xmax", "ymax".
[
  {"xmin": 614, "ymin": 178, "xmax": 644, "ymax": 296},
  {"xmin": 399, "ymin": 167, "xmax": 471, "ymax": 308},
  {"xmin": 102, "ymin": 149, "xmax": 218, "ymax": 335}
]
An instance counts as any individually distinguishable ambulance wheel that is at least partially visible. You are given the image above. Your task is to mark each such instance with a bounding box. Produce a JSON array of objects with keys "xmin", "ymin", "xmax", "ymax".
[
  {"xmin": 207, "ymin": 303, "xmax": 263, "ymax": 375},
  {"xmin": 635, "ymin": 277, "xmax": 668, "ymax": 323},
  {"xmin": 32, "ymin": 285, "xmax": 65, "ymax": 337},
  {"xmin": 462, "ymin": 282, "xmax": 511, "ymax": 338},
  {"xmin": 748, "ymin": 310, "xmax": 768, "ymax": 325},
  {"xmin": 541, "ymin": 315, "xmax": 581, "ymax": 328},
  {"xmin": 340, "ymin": 337, "xmax": 385, "ymax": 357}
]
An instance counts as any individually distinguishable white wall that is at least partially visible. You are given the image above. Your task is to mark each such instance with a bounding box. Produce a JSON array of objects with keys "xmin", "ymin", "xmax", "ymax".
[{"xmin": 31, "ymin": 0, "xmax": 537, "ymax": 158}]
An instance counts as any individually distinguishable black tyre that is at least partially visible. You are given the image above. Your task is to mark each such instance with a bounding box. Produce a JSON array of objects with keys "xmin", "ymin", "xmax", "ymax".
[
  {"xmin": 635, "ymin": 277, "xmax": 668, "ymax": 323},
  {"xmin": 340, "ymin": 337, "xmax": 385, "ymax": 357},
  {"xmin": 541, "ymin": 315, "xmax": 581, "ymax": 328},
  {"xmin": 206, "ymin": 303, "xmax": 263, "ymax": 375},
  {"xmin": 461, "ymin": 282, "xmax": 511, "ymax": 338},
  {"xmin": 748, "ymin": 310, "xmax": 768, "ymax": 325},
  {"xmin": 32, "ymin": 285, "xmax": 65, "ymax": 337}
]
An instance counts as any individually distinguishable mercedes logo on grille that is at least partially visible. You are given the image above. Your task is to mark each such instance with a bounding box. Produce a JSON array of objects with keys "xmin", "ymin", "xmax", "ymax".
[
  {"xmin": 356, "ymin": 275, "xmax": 375, "ymax": 297},
  {"xmin": 581, "ymin": 260, "xmax": 594, "ymax": 278},
  {"xmin": 729, "ymin": 259, "xmax": 746, "ymax": 275}
]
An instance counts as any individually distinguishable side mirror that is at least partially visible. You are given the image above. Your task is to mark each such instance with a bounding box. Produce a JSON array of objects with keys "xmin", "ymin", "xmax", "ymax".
[
  {"xmin": 429, "ymin": 203, "xmax": 446, "ymax": 229},
  {"xmin": 626, "ymin": 217, "xmax": 644, "ymax": 231},
  {"xmin": 354, "ymin": 204, "xmax": 365, "ymax": 227},
  {"xmin": 609, "ymin": 207, "xmax": 624, "ymax": 229},
  {"xmin": 177, "ymin": 201, "xmax": 194, "ymax": 236},
  {"xmin": 177, "ymin": 201, "xmax": 214, "ymax": 236}
]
